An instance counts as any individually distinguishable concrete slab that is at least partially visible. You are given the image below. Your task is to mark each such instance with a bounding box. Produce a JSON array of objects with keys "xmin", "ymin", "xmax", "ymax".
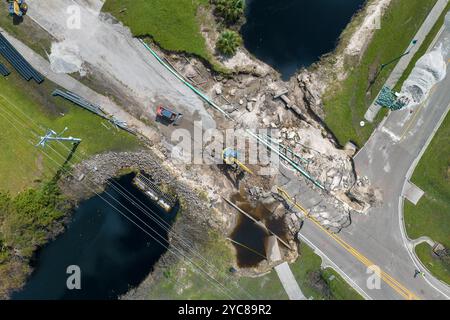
[
  {"xmin": 274, "ymin": 262, "xmax": 306, "ymax": 300},
  {"xmin": 403, "ymin": 181, "xmax": 425, "ymax": 205},
  {"xmin": 266, "ymin": 236, "xmax": 282, "ymax": 263}
]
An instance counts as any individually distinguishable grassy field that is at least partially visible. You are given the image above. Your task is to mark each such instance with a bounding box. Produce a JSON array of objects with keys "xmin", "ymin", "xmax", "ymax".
[
  {"xmin": 0, "ymin": 53, "xmax": 141, "ymax": 297},
  {"xmin": 290, "ymin": 243, "xmax": 363, "ymax": 300},
  {"xmin": 415, "ymin": 243, "xmax": 450, "ymax": 285},
  {"xmin": 403, "ymin": 112, "xmax": 449, "ymax": 284},
  {"xmin": 404, "ymin": 113, "xmax": 449, "ymax": 248},
  {"xmin": 103, "ymin": 0, "xmax": 210, "ymax": 60},
  {"xmin": 323, "ymin": 0, "xmax": 438, "ymax": 147},
  {"xmin": 146, "ymin": 233, "xmax": 362, "ymax": 300},
  {"xmin": 0, "ymin": 69, "xmax": 140, "ymax": 194}
]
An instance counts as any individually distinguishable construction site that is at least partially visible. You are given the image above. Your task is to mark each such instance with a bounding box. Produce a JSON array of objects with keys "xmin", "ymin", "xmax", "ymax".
[{"xmin": 0, "ymin": 0, "xmax": 449, "ymax": 301}]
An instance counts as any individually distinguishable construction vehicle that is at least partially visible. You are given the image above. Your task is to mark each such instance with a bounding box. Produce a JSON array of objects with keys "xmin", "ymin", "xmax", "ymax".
[
  {"xmin": 156, "ymin": 105, "xmax": 183, "ymax": 125},
  {"xmin": 8, "ymin": 0, "xmax": 28, "ymax": 17},
  {"xmin": 222, "ymin": 148, "xmax": 254, "ymax": 175}
]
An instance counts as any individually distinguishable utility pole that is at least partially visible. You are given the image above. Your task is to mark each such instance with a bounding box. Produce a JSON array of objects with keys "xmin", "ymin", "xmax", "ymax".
[
  {"xmin": 36, "ymin": 127, "xmax": 81, "ymax": 147},
  {"xmin": 368, "ymin": 39, "xmax": 419, "ymax": 93}
]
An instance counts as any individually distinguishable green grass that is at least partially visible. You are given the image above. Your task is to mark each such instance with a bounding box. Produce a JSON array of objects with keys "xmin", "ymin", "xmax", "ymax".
[
  {"xmin": 404, "ymin": 112, "xmax": 449, "ymax": 285},
  {"xmin": 394, "ymin": 3, "xmax": 450, "ymax": 91},
  {"xmin": 0, "ymin": 2, "xmax": 53, "ymax": 57},
  {"xmin": 146, "ymin": 231, "xmax": 239, "ymax": 300},
  {"xmin": 0, "ymin": 57, "xmax": 141, "ymax": 298},
  {"xmin": 0, "ymin": 181, "xmax": 67, "ymax": 298},
  {"xmin": 323, "ymin": 0, "xmax": 438, "ymax": 147},
  {"xmin": 290, "ymin": 243, "xmax": 363, "ymax": 300},
  {"xmin": 103, "ymin": 0, "xmax": 210, "ymax": 61},
  {"xmin": 404, "ymin": 113, "xmax": 450, "ymax": 248},
  {"xmin": 146, "ymin": 233, "xmax": 362, "ymax": 300},
  {"xmin": 415, "ymin": 243, "xmax": 450, "ymax": 285},
  {"xmin": 0, "ymin": 63, "xmax": 141, "ymax": 193}
]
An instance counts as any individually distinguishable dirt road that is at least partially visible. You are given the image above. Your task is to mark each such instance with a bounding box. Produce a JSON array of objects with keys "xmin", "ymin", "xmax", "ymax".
[{"xmin": 26, "ymin": 0, "xmax": 216, "ymax": 131}]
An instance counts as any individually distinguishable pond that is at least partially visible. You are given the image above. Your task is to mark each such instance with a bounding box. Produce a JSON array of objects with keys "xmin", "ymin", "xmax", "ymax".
[
  {"xmin": 12, "ymin": 173, "xmax": 177, "ymax": 300},
  {"xmin": 230, "ymin": 193, "xmax": 287, "ymax": 268},
  {"xmin": 241, "ymin": 0, "xmax": 365, "ymax": 80}
]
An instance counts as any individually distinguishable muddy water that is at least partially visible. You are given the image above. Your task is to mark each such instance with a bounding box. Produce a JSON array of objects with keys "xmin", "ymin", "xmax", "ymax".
[{"xmin": 230, "ymin": 193, "xmax": 287, "ymax": 268}]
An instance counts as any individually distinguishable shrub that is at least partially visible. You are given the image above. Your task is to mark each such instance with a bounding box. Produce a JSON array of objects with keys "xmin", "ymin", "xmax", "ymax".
[
  {"xmin": 216, "ymin": 30, "xmax": 241, "ymax": 56},
  {"xmin": 213, "ymin": 0, "xmax": 245, "ymax": 24}
]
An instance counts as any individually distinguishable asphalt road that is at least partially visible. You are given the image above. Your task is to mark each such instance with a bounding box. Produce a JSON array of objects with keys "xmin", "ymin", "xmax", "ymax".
[{"xmin": 297, "ymin": 25, "xmax": 450, "ymax": 300}]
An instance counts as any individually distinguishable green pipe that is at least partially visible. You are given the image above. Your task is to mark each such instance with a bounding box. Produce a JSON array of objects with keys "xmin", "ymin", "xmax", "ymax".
[
  {"xmin": 261, "ymin": 133, "xmax": 309, "ymax": 164},
  {"xmin": 247, "ymin": 130, "xmax": 325, "ymax": 190}
]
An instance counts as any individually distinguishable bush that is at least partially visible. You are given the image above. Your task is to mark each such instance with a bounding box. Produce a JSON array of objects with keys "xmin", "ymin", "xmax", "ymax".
[
  {"xmin": 0, "ymin": 181, "xmax": 67, "ymax": 298},
  {"xmin": 213, "ymin": 0, "xmax": 245, "ymax": 24},
  {"xmin": 216, "ymin": 30, "xmax": 241, "ymax": 56}
]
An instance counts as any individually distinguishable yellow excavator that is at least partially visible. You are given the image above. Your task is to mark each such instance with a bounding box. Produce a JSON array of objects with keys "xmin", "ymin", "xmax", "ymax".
[
  {"xmin": 222, "ymin": 148, "xmax": 254, "ymax": 175},
  {"xmin": 8, "ymin": 0, "xmax": 28, "ymax": 17}
]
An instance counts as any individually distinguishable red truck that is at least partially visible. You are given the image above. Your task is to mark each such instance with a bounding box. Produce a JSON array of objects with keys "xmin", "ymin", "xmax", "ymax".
[{"xmin": 156, "ymin": 106, "xmax": 183, "ymax": 125}]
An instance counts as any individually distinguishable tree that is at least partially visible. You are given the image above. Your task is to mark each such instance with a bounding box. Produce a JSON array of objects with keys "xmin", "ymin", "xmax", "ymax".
[
  {"xmin": 216, "ymin": 30, "xmax": 241, "ymax": 56},
  {"xmin": 213, "ymin": 0, "xmax": 245, "ymax": 24}
]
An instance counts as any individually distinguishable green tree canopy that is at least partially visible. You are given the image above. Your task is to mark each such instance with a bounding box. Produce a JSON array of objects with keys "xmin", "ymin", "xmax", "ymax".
[
  {"xmin": 216, "ymin": 30, "xmax": 241, "ymax": 56},
  {"xmin": 213, "ymin": 0, "xmax": 245, "ymax": 24}
]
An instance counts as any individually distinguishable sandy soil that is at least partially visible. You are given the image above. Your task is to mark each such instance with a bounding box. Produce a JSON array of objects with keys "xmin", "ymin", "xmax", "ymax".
[
  {"xmin": 26, "ymin": 0, "xmax": 216, "ymax": 131},
  {"xmin": 345, "ymin": 0, "xmax": 392, "ymax": 57}
]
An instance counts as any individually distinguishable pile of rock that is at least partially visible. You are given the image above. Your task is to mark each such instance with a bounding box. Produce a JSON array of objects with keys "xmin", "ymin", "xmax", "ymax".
[{"xmin": 280, "ymin": 123, "xmax": 357, "ymax": 193}]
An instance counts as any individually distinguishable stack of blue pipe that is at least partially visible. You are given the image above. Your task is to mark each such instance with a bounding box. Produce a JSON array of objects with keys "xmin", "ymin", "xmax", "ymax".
[
  {"xmin": 0, "ymin": 63, "xmax": 10, "ymax": 76},
  {"xmin": 0, "ymin": 33, "xmax": 44, "ymax": 83}
]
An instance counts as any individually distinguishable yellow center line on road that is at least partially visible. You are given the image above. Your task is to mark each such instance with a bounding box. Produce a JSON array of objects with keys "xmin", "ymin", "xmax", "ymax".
[{"xmin": 277, "ymin": 187, "xmax": 420, "ymax": 300}]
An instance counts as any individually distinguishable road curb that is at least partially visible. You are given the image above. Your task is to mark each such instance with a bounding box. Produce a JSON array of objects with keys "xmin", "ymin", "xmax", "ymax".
[{"xmin": 399, "ymin": 102, "xmax": 450, "ymax": 294}]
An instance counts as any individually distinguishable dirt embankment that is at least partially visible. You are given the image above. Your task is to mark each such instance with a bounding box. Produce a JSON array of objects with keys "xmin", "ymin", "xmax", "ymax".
[{"xmin": 293, "ymin": 0, "xmax": 392, "ymax": 121}]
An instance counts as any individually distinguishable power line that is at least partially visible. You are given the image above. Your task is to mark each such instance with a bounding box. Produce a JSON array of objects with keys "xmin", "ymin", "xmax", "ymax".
[
  {"xmin": 0, "ymin": 103, "xmax": 245, "ymax": 300},
  {"xmin": 1, "ymin": 93, "xmax": 255, "ymax": 299}
]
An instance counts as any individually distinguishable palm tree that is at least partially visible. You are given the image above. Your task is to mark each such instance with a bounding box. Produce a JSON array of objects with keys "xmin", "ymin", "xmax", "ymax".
[
  {"xmin": 216, "ymin": 30, "xmax": 241, "ymax": 56},
  {"xmin": 214, "ymin": 0, "xmax": 245, "ymax": 24}
]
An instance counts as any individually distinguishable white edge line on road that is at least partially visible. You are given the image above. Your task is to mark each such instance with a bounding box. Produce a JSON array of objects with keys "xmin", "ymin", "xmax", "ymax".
[{"xmin": 299, "ymin": 234, "xmax": 373, "ymax": 300}]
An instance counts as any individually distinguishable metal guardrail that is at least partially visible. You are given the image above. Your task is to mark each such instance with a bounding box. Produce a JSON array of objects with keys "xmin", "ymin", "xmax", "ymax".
[
  {"xmin": 260, "ymin": 133, "xmax": 310, "ymax": 165},
  {"xmin": 0, "ymin": 33, "xmax": 44, "ymax": 83}
]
